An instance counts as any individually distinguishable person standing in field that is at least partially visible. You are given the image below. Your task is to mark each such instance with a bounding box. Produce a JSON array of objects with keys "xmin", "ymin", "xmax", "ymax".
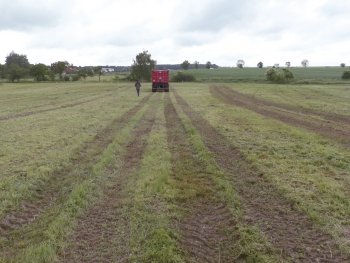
[{"xmin": 135, "ymin": 80, "xmax": 141, "ymax": 96}]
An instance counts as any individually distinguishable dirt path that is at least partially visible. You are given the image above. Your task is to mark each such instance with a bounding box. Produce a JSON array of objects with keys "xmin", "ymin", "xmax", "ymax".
[
  {"xmin": 0, "ymin": 93, "xmax": 110, "ymax": 121},
  {"xmin": 211, "ymin": 85, "xmax": 350, "ymax": 144},
  {"xmin": 0, "ymin": 94, "xmax": 152, "ymax": 255},
  {"xmin": 165, "ymin": 94, "xmax": 237, "ymax": 263},
  {"xmin": 174, "ymin": 90, "xmax": 349, "ymax": 262},
  {"xmin": 59, "ymin": 104, "xmax": 157, "ymax": 263}
]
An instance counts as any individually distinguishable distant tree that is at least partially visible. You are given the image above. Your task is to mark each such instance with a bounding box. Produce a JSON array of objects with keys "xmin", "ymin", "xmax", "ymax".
[
  {"xmin": 129, "ymin": 50, "xmax": 156, "ymax": 81},
  {"xmin": 4, "ymin": 51, "xmax": 30, "ymax": 82},
  {"xmin": 194, "ymin": 61, "xmax": 199, "ymax": 69},
  {"xmin": 171, "ymin": 72, "xmax": 196, "ymax": 82},
  {"xmin": 342, "ymin": 71, "xmax": 350, "ymax": 79},
  {"xmin": 94, "ymin": 66, "xmax": 103, "ymax": 82},
  {"xmin": 78, "ymin": 67, "xmax": 94, "ymax": 80},
  {"xmin": 236, "ymin": 59, "xmax": 245, "ymax": 68},
  {"xmin": 181, "ymin": 60, "xmax": 190, "ymax": 70},
  {"xmin": 266, "ymin": 68, "xmax": 294, "ymax": 83},
  {"xmin": 206, "ymin": 61, "xmax": 212, "ymax": 69},
  {"xmin": 340, "ymin": 63, "xmax": 346, "ymax": 68},
  {"xmin": 0, "ymin": 64, "xmax": 4, "ymax": 79},
  {"xmin": 257, "ymin": 62, "xmax": 263, "ymax": 68},
  {"xmin": 30, "ymin": 63, "xmax": 49, "ymax": 81},
  {"xmin": 51, "ymin": 61, "xmax": 69, "ymax": 80},
  {"xmin": 301, "ymin": 59, "xmax": 309, "ymax": 67},
  {"xmin": 285, "ymin": 61, "xmax": 291, "ymax": 67}
]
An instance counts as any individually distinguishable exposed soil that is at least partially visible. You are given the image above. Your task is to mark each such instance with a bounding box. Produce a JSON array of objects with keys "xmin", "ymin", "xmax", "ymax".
[
  {"xmin": 0, "ymin": 93, "xmax": 110, "ymax": 121},
  {"xmin": 174, "ymin": 90, "xmax": 349, "ymax": 262},
  {"xmin": 210, "ymin": 85, "xmax": 350, "ymax": 144},
  {"xmin": 0, "ymin": 94, "xmax": 152, "ymax": 254},
  {"xmin": 165, "ymin": 94, "xmax": 238, "ymax": 263},
  {"xmin": 59, "ymin": 105, "xmax": 156, "ymax": 263}
]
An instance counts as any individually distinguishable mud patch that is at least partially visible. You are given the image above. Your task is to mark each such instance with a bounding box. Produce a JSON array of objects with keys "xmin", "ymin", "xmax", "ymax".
[{"xmin": 174, "ymin": 90, "xmax": 349, "ymax": 262}]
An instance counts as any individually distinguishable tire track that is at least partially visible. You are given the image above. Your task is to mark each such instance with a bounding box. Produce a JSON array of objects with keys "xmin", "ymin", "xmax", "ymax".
[
  {"xmin": 0, "ymin": 93, "xmax": 111, "ymax": 121},
  {"xmin": 59, "ymin": 104, "xmax": 157, "ymax": 263},
  {"xmin": 165, "ymin": 94, "xmax": 237, "ymax": 263},
  {"xmin": 174, "ymin": 90, "xmax": 349, "ymax": 262},
  {"xmin": 211, "ymin": 85, "xmax": 350, "ymax": 144},
  {"xmin": 0, "ymin": 94, "xmax": 152, "ymax": 238}
]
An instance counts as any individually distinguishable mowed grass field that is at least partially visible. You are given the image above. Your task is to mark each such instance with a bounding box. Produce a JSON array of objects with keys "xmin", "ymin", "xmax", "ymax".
[{"xmin": 0, "ymin": 80, "xmax": 350, "ymax": 262}]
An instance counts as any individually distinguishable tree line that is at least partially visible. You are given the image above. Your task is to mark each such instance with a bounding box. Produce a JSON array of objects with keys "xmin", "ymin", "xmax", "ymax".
[{"xmin": 0, "ymin": 51, "xmax": 106, "ymax": 82}]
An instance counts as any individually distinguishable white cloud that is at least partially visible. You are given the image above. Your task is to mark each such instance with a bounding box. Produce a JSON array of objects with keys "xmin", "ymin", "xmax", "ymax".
[{"xmin": 0, "ymin": 0, "xmax": 350, "ymax": 66}]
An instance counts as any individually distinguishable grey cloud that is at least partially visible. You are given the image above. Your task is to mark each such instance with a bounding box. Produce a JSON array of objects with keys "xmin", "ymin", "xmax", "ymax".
[
  {"xmin": 0, "ymin": 1, "xmax": 63, "ymax": 31},
  {"xmin": 177, "ymin": 0, "xmax": 259, "ymax": 32}
]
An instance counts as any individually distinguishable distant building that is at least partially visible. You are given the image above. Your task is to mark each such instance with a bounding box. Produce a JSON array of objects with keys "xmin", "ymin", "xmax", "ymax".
[{"xmin": 101, "ymin": 67, "xmax": 115, "ymax": 73}]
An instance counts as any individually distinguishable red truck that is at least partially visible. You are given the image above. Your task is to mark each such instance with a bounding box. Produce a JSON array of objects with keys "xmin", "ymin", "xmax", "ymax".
[{"xmin": 152, "ymin": 70, "xmax": 169, "ymax": 92}]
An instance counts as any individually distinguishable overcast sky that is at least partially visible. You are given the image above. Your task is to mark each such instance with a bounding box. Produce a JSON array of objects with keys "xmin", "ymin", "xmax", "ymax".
[{"xmin": 1, "ymin": 0, "xmax": 349, "ymax": 67}]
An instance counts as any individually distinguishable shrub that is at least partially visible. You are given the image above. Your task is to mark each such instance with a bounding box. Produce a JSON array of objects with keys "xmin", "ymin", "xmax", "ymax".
[
  {"xmin": 64, "ymin": 76, "xmax": 70, "ymax": 81},
  {"xmin": 72, "ymin": 75, "xmax": 81, "ymax": 81},
  {"xmin": 171, "ymin": 72, "xmax": 195, "ymax": 82},
  {"xmin": 266, "ymin": 68, "xmax": 294, "ymax": 83},
  {"xmin": 342, "ymin": 71, "xmax": 350, "ymax": 79}
]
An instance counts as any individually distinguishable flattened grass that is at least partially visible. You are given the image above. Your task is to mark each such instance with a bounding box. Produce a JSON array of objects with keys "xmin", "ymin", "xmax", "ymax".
[{"xmin": 175, "ymin": 83, "xmax": 350, "ymax": 254}]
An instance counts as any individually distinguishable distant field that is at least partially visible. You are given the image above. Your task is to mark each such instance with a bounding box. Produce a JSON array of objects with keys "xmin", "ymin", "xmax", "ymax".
[
  {"xmin": 173, "ymin": 66, "xmax": 349, "ymax": 83},
  {"xmin": 0, "ymin": 81, "xmax": 349, "ymax": 262}
]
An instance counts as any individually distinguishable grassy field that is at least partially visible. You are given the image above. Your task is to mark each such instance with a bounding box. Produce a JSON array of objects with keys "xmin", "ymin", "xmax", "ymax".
[
  {"xmin": 0, "ymin": 80, "xmax": 349, "ymax": 262},
  {"xmin": 180, "ymin": 67, "xmax": 350, "ymax": 83}
]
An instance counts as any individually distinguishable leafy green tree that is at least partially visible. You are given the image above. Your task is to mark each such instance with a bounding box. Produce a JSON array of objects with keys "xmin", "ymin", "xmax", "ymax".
[
  {"xmin": 130, "ymin": 50, "xmax": 156, "ymax": 81},
  {"xmin": 171, "ymin": 72, "xmax": 196, "ymax": 82},
  {"xmin": 285, "ymin": 61, "xmax": 291, "ymax": 67},
  {"xmin": 301, "ymin": 59, "xmax": 309, "ymax": 67},
  {"xmin": 342, "ymin": 71, "xmax": 350, "ymax": 79},
  {"xmin": 0, "ymin": 64, "xmax": 4, "ymax": 79},
  {"xmin": 30, "ymin": 63, "xmax": 49, "ymax": 81},
  {"xmin": 94, "ymin": 66, "xmax": 103, "ymax": 82},
  {"xmin": 4, "ymin": 51, "xmax": 30, "ymax": 82},
  {"xmin": 206, "ymin": 61, "xmax": 212, "ymax": 69},
  {"xmin": 340, "ymin": 63, "xmax": 346, "ymax": 68},
  {"xmin": 51, "ymin": 61, "xmax": 69, "ymax": 80},
  {"xmin": 181, "ymin": 60, "xmax": 190, "ymax": 70},
  {"xmin": 194, "ymin": 61, "xmax": 199, "ymax": 69},
  {"xmin": 236, "ymin": 59, "xmax": 245, "ymax": 68},
  {"xmin": 266, "ymin": 68, "xmax": 294, "ymax": 83},
  {"xmin": 257, "ymin": 61, "xmax": 263, "ymax": 68}
]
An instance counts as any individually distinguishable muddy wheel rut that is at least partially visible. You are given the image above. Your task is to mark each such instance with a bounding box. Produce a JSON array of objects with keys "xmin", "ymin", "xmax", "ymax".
[
  {"xmin": 211, "ymin": 85, "xmax": 350, "ymax": 144},
  {"xmin": 174, "ymin": 90, "xmax": 349, "ymax": 262},
  {"xmin": 59, "ymin": 104, "xmax": 157, "ymax": 263},
  {"xmin": 165, "ymin": 94, "xmax": 237, "ymax": 263},
  {"xmin": 0, "ymin": 93, "xmax": 112, "ymax": 122},
  {"xmin": 0, "ymin": 94, "xmax": 152, "ymax": 251}
]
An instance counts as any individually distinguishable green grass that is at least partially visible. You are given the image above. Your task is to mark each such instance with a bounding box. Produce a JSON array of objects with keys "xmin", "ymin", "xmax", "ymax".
[
  {"xmin": 10, "ymin": 97, "xmax": 152, "ymax": 262},
  {"xmin": 175, "ymin": 83, "xmax": 350, "ymax": 253},
  {"xmin": 0, "ymin": 82, "xmax": 143, "ymax": 217},
  {"xmin": 226, "ymin": 83, "xmax": 350, "ymax": 116},
  {"xmin": 128, "ymin": 95, "xmax": 184, "ymax": 262},
  {"xmin": 171, "ymin": 66, "xmax": 350, "ymax": 83},
  {"xmin": 1, "ymin": 80, "xmax": 350, "ymax": 261}
]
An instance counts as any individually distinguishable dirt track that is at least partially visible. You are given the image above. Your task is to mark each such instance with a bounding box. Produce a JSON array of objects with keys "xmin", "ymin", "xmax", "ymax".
[
  {"xmin": 165, "ymin": 94, "xmax": 238, "ymax": 262},
  {"xmin": 59, "ymin": 103, "xmax": 156, "ymax": 262},
  {"xmin": 0, "ymin": 94, "xmax": 152, "ymax": 258},
  {"xmin": 211, "ymin": 85, "xmax": 350, "ymax": 145},
  {"xmin": 174, "ymin": 90, "xmax": 349, "ymax": 262}
]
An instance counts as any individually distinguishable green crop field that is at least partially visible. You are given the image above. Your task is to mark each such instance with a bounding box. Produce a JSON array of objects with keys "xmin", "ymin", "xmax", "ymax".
[
  {"xmin": 0, "ymin": 80, "xmax": 349, "ymax": 262},
  {"xmin": 172, "ymin": 66, "xmax": 349, "ymax": 83}
]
